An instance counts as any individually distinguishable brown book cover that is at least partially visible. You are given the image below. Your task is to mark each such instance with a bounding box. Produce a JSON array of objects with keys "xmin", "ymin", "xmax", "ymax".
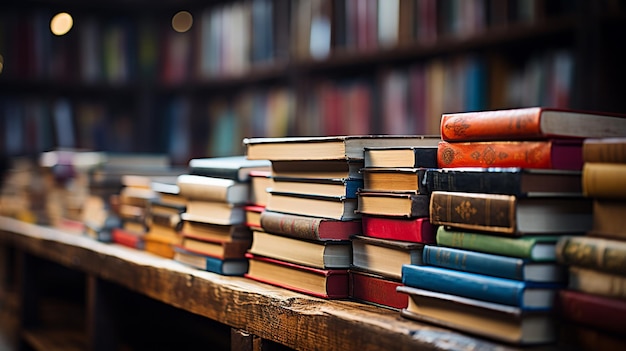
[
  {"xmin": 260, "ymin": 210, "xmax": 361, "ymax": 241},
  {"xmin": 582, "ymin": 163, "xmax": 626, "ymax": 199},
  {"xmin": 583, "ymin": 137, "xmax": 626, "ymax": 163},
  {"xmin": 556, "ymin": 236, "xmax": 626, "ymax": 275},
  {"xmin": 591, "ymin": 199, "xmax": 626, "ymax": 239},
  {"xmin": 181, "ymin": 234, "xmax": 251, "ymax": 260}
]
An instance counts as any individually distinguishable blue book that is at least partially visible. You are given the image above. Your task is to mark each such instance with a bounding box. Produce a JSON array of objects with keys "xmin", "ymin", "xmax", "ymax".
[
  {"xmin": 401, "ymin": 264, "xmax": 559, "ymax": 310},
  {"xmin": 174, "ymin": 246, "xmax": 248, "ymax": 276},
  {"xmin": 422, "ymin": 245, "xmax": 567, "ymax": 283}
]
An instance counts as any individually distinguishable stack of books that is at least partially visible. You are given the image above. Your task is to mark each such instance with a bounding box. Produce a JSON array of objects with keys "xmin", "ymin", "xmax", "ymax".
[
  {"xmin": 243, "ymin": 135, "xmax": 438, "ymax": 299},
  {"xmin": 555, "ymin": 137, "xmax": 626, "ymax": 348},
  {"xmin": 173, "ymin": 156, "xmax": 270, "ymax": 276},
  {"xmin": 143, "ymin": 178, "xmax": 186, "ymax": 258},
  {"xmin": 243, "ymin": 169, "xmax": 272, "ymax": 232},
  {"xmin": 398, "ymin": 107, "xmax": 626, "ymax": 345},
  {"xmin": 351, "ymin": 144, "xmax": 439, "ymax": 310},
  {"xmin": 0, "ymin": 156, "xmax": 48, "ymax": 225}
]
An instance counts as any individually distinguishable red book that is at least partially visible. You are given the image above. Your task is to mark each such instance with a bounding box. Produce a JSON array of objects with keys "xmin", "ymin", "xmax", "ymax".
[
  {"xmin": 440, "ymin": 107, "xmax": 626, "ymax": 142},
  {"xmin": 557, "ymin": 289, "xmax": 626, "ymax": 335},
  {"xmin": 437, "ymin": 139, "xmax": 583, "ymax": 170},
  {"xmin": 259, "ymin": 210, "xmax": 361, "ymax": 241},
  {"xmin": 361, "ymin": 215, "xmax": 436, "ymax": 244},
  {"xmin": 349, "ymin": 270, "xmax": 407, "ymax": 310},
  {"xmin": 112, "ymin": 228, "xmax": 145, "ymax": 250},
  {"xmin": 244, "ymin": 253, "xmax": 349, "ymax": 299}
]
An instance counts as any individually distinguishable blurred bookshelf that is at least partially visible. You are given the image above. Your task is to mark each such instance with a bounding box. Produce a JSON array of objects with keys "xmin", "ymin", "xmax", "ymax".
[{"xmin": 1, "ymin": 0, "xmax": 625, "ymax": 164}]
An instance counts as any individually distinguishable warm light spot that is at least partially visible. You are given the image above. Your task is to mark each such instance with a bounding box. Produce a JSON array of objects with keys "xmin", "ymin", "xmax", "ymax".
[
  {"xmin": 0, "ymin": 55, "xmax": 3, "ymax": 75},
  {"xmin": 51, "ymin": 12, "xmax": 73, "ymax": 36},
  {"xmin": 172, "ymin": 11, "xmax": 193, "ymax": 33}
]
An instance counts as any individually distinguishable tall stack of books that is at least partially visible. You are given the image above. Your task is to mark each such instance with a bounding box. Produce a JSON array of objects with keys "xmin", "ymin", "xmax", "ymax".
[
  {"xmin": 554, "ymin": 137, "xmax": 626, "ymax": 348},
  {"xmin": 143, "ymin": 178, "xmax": 186, "ymax": 259},
  {"xmin": 173, "ymin": 156, "xmax": 270, "ymax": 276},
  {"xmin": 243, "ymin": 135, "xmax": 438, "ymax": 299},
  {"xmin": 398, "ymin": 107, "xmax": 626, "ymax": 345},
  {"xmin": 351, "ymin": 145, "xmax": 439, "ymax": 310}
]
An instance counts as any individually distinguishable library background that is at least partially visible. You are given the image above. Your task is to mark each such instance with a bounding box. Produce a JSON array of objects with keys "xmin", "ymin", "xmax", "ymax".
[{"xmin": 1, "ymin": 0, "xmax": 626, "ymax": 351}]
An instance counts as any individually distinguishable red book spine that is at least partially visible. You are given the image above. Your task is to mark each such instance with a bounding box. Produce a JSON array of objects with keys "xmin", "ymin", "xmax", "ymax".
[
  {"xmin": 361, "ymin": 216, "xmax": 436, "ymax": 244},
  {"xmin": 112, "ymin": 228, "xmax": 144, "ymax": 249},
  {"xmin": 557, "ymin": 289, "xmax": 626, "ymax": 335},
  {"xmin": 437, "ymin": 140, "xmax": 583, "ymax": 170},
  {"xmin": 440, "ymin": 107, "xmax": 543, "ymax": 141},
  {"xmin": 349, "ymin": 271, "xmax": 407, "ymax": 310}
]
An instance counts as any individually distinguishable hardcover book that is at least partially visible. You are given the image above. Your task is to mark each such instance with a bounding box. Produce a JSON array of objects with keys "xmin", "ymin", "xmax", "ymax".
[
  {"xmin": 112, "ymin": 227, "xmax": 145, "ymax": 250},
  {"xmin": 436, "ymin": 226, "xmax": 560, "ymax": 261},
  {"xmin": 437, "ymin": 139, "xmax": 583, "ymax": 170},
  {"xmin": 363, "ymin": 145, "xmax": 438, "ymax": 168},
  {"xmin": 183, "ymin": 201, "xmax": 245, "ymax": 225},
  {"xmin": 259, "ymin": 210, "xmax": 361, "ymax": 241},
  {"xmin": 271, "ymin": 160, "xmax": 364, "ymax": 180},
  {"xmin": 397, "ymin": 286, "xmax": 556, "ymax": 345},
  {"xmin": 424, "ymin": 167, "xmax": 582, "ymax": 197},
  {"xmin": 270, "ymin": 177, "xmax": 363, "ymax": 198},
  {"xmin": 173, "ymin": 246, "xmax": 249, "ymax": 275},
  {"xmin": 361, "ymin": 168, "xmax": 426, "ymax": 194},
  {"xmin": 590, "ymin": 199, "xmax": 626, "ymax": 239},
  {"xmin": 248, "ymin": 231, "xmax": 351, "ymax": 269},
  {"xmin": 352, "ymin": 235, "xmax": 423, "ymax": 280},
  {"xmin": 181, "ymin": 234, "xmax": 251, "ymax": 259},
  {"xmin": 188, "ymin": 156, "xmax": 271, "ymax": 181},
  {"xmin": 180, "ymin": 215, "xmax": 251, "ymax": 242},
  {"xmin": 582, "ymin": 162, "xmax": 626, "ymax": 200},
  {"xmin": 245, "ymin": 253, "xmax": 349, "ymax": 299},
  {"xmin": 177, "ymin": 174, "xmax": 250, "ymax": 204},
  {"xmin": 361, "ymin": 215, "xmax": 435, "ymax": 244},
  {"xmin": 440, "ymin": 107, "xmax": 626, "ymax": 142},
  {"xmin": 567, "ymin": 266, "xmax": 626, "ymax": 300},
  {"xmin": 557, "ymin": 289, "xmax": 626, "ymax": 335},
  {"xmin": 556, "ymin": 235, "xmax": 626, "ymax": 275},
  {"xmin": 423, "ymin": 245, "xmax": 566, "ymax": 283},
  {"xmin": 401, "ymin": 264, "xmax": 559, "ymax": 310},
  {"xmin": 144, "ymin": 236, "xmax": 176, "ymax": 258},
  {"xmin": 430, "ymin": 191, "xmax": 592, "ymax": 235},
  {"xmin": 244, "ymin": 205, "xmax": 264, "ymax": 230},
  {"xmin": 583, "ymin": 137, "xmax": 626, "ymax": 163},
  {"xmin": 266, "ymin": 192, "xmax": 359, "ymax": 220},
  {"xmin": 349, "ymin": 269, "xmax": 408, "ymax": 310},
  {"xmin": 244, "ymin": 135, "xmax": 440, "ymax": 161},
  {"xmin": 357, "ymin": 192, "xmax": 429, "ymax": 218},
  {"xmin": 249, "ymin": 170, "xmax": 272, "ymax": 206}
]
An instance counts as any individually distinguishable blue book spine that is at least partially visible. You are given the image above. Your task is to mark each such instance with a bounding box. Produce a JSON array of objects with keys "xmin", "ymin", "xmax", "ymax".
[
  {"xmin": 204, "ymin": 256, "xmax": 247, "ymax": 276},
  {"xmin": 345, "ymin": 179, "xmax": 364, "ymax": 198},
  {"xmin": 401, "ymin": 264, "xmax": 551, "ymax": 310},
  {"xmin": 423, "ymin": 245, "xmax": 525, "ymax": 281}
]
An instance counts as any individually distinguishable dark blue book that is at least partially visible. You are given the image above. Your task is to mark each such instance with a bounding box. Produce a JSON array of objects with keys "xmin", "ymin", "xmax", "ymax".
[
  {"xmin": 422, "ymin": 245, "xmax": 567, "ymax": 283},
  {"xmin": 401, "ymin": 264, "xmax": 560, "ymax": 311},
  {"xmin": 174, "ymin": 246, "xmax": 248, "ymax": 276}
]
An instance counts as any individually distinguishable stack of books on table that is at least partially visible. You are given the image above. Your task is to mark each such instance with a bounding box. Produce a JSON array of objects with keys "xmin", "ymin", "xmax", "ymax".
[
  {"xmin": 554, "ymin": 137, "xmax": 626, "ymax": 349},
  {"xmin": 243, "ymin": 169, "xmax": 272, "ymax": 232},
  {"xmin": 243, "ymin": 135, "xmax": 439, "ymax": 299},
  {"xmin": 351, "ymin": 144, "xmax": 439, "ymax": 310},
  {"xmin": 0, "ymin": 156, "xmax": 49, "ymax": 225},
  {"xmin": 143, "ymin": 178, "xmax": 186, "ymax": 258},
  {"xmin": 398, "ymin": 107, "xmax": 626, "ymax": 345},
  {"xmin": 173, "ymin": 156, "xmax": 270, "ymax": 276}
]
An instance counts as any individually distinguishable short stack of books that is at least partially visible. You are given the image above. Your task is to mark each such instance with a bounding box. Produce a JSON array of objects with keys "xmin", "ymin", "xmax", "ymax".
[
  {"xmin": 555, "ymin": 137, "xmax": 626, "ymax": 348},
  {"xmin": 351, "ymin": 144, "xmax": 439, "ymax": 310},
  {"xmin": 173, "ymin": 156, "xmax": 270, "ymax": 276},
  {"xmin": 244, "ymin": 135, "xmax": 438, "ymax": 299},
  {"xmin": 399, "ymin": 107, "xmax": 626, "ymax": 345}
]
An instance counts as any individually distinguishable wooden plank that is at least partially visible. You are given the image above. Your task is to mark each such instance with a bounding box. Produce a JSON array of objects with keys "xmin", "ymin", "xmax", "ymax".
[
  {"xmin": 0, "ymin": 217, "xmax": 551, "ymax": 351},
  {"xmin": 86, "ymin": 276, "xmax": 119, "ymax": 351}
]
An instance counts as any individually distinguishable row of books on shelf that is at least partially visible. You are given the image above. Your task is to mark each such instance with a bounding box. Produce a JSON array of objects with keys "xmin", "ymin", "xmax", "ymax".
[{"xmin": 2, "ymin": 107, "xmax": 626, "ymax": 347}]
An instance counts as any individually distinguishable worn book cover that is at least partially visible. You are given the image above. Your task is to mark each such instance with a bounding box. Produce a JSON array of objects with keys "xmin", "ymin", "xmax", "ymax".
[
  {"xmin": 556, "ymin": 235, "xmax": 626, "ymax": 275},
  {"xmin": 349, "ymin": 269, "xmax": 408, "ymax": 310},
  {"xmin": 260, "ymin": 210, "xmax": 361, "ymax": 241},
  {"xmin": 582, "ymin": 137, "xmax": 626, "ymax": 163}
]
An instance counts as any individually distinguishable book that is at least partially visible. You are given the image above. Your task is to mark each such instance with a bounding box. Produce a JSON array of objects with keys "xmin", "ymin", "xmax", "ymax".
[
  {"xmin": 557, "ymin": 289, "xmax": 626, "ymax": 336},
  {"xmin": 248, "ymin": 231, "xmax": 351, "ymax": 269},
  {"xmin": 424, "ymin": 167, "xmax": 583, "ymax": 197},
  {"xmin": 357, "ymin": 192, "xmax": 429, "ymax": 218},
  {"xmin": 437, "ymin": 139, "xmax": 583, "ymax": 170},
  {"xmin": 180, "ymin": 215, "xmax": 251, "ymax": 242},
  {"xmin": 556, "ymin": 235, "xmax": 626, "ymax": 275},
  {"xmin": 271, "ymin": 160, "xmax": 364, "ymax": 180},
  {"xmin": 181, "ymin": 234, "xmax": 251, "ymax": 259},
  {"xmin": 440, "ymin": 107, "xmax": 626, "ymax": 142},
  {"xmin": 266, "ymin": 192, "xmax": 359, "ymax": 220},
  {"xmin": 188, "ymin": 156, "xmax": 271, "ymax": 181},
  {"xmin": 112, "ymin": 227, "xmax": 145, "ymax": 250},
  {"xmin": 583, "ymin": 137, "xmax": 626, "ymax": 163},
  {"xmin": 363, "ymin": 146, "xmax": 438, "ymax": 168},
  {"xmin": 259, "ymin": 210, "xmax": 361, "ymax": 241},
  {"xmin": 173, "ymin": 246, "xmax": 249, "ymax": 275},
  {"xmin": 401, "ymin": 264, "xmax": 559, "ymax": 310},
  {"xmin": 582, "ymin": 162, "xmax": 626, "ymax": 199},
  {"xmin": 436, "ymin": 226, "xmax": 560, "ymax": 261},
  {"xmin": 591, "ymin": 199, "xmax": 626, "ymax": 239},
  {"xmin": 244, "ymin": 135, "xmax": 440, "ymax": 161},
  {"xmin": 244, "ymin": 205, "xmax": 264, "ymax": 230},
  {"xmin": 249, "ymin": 170, "xmax": 271, "ymax": 206},
  {"xmin": 177, "ymin": 174, "xmax": 250, "ymax": 204},
  {"xmin": 351, "ymin": 235, "xmax": 423, "ymax": 280},
  {"xmin": 245, "ymin": 253, "xmax": 349, "ymax": 299},
  {"xmin": 423, "ymin": 245, "xmax": 566, "ymax": 283},
  {"xmin": 150, "ymin": 180, "xmax": 187, "ymax": 207},
  {"xmin": 397, "ymin": 286, "xmax": 556, "ymax": 345},
  {"xmin": 361, "ymin": 215, "xmax": 435, "ymax": 244},
  {"xmin": 184, "ymin": 201, "xmax": 245, "ymax": 225},
  {"xmin": 567, "ymin": 266, "xmax": 626, "ymax": 299},
  {"xmin": 144, "ymin": 237, "xmax": 176, "ymax": 259},
  {"xmin": 270, "ymin": 177, "xmax": 363, "ymax": 198},
  {"xmin": 349, "ymin": 269, "xmax": 408, "ymax": 310},
  {"xmin": 430, "ymin": 191, "xmax": 592, "ymax": 235},
  {"xmin": 361, "ymin": 168, "xmax": 426, "ymax": 194}
]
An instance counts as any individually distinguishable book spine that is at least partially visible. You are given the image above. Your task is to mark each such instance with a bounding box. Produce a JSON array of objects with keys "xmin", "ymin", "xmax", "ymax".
[
  {"xmin": 410, "ymin": 194, "xmax": 431, "ymax": 217},
  {"xmin": 556, "ymin": 236, "xmax": 626, "ymax": 275},
  {"xmin": 568, "ymin": 266, "xmax": 626, "ymax": 300},
  {"xmin": 426, "ymin": 169, "xmax": 522, "ymax": 195},
  {"xmin": 221, "ymin": 240, "xmax": 252, "ymax": 259},
  {"xmin": 423, "ymin": 245, "xmax": 525, "ymax": 280},
  {"xmin": 583, "ymin": 140, "xmax": 626, "ymax": 163},
  {"xmin": 204, "ymin": 256, "xmax": 228, "ymax": 275},
  {"xmin": 582, "ymin": 163, "xmax": 626, "ymax": 199},
  {"xmin": 430, "ymin": 191, "xmax": 516, "ymax": 233},
  {"xmin": 437, "ymin": 140, "xmax": 560, "ymax": 169},
  {"xmin": 260, "ymin": 211, "xmax": 323, "ymax": 240},
  {"xmin": 189, "ymin": 166, "xmax": 240, "ymax": 181},
  {"xmin": 557, "ymin": 289, "xmax": 626, "ymax": 335},
  {"xmin": 435, "ymin": 226, "xmax": 537, "ymax": 260},
  {"xmin": 592, "ymin": 199, "xmax": 626, "ymax": 239},
  {"xmin": 349, "ymin": 272, "xmax": 407, "ymax": 310},
  {"xmin": 401, "ymin": 264, "xmax": 526, "ymax": 307},
  {"xmin": 361, "ymin": 216, "xmax": 436, "ymax": 243},
  {"xmin": 440, "ymin": 107, "xmax": 542, "ymax": 141}
]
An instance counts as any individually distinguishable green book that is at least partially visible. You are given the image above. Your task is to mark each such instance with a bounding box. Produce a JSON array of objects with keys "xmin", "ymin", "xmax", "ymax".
[{"xmin": 435, "ymin": 226, "xmax": 560, "ymax": 262}]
